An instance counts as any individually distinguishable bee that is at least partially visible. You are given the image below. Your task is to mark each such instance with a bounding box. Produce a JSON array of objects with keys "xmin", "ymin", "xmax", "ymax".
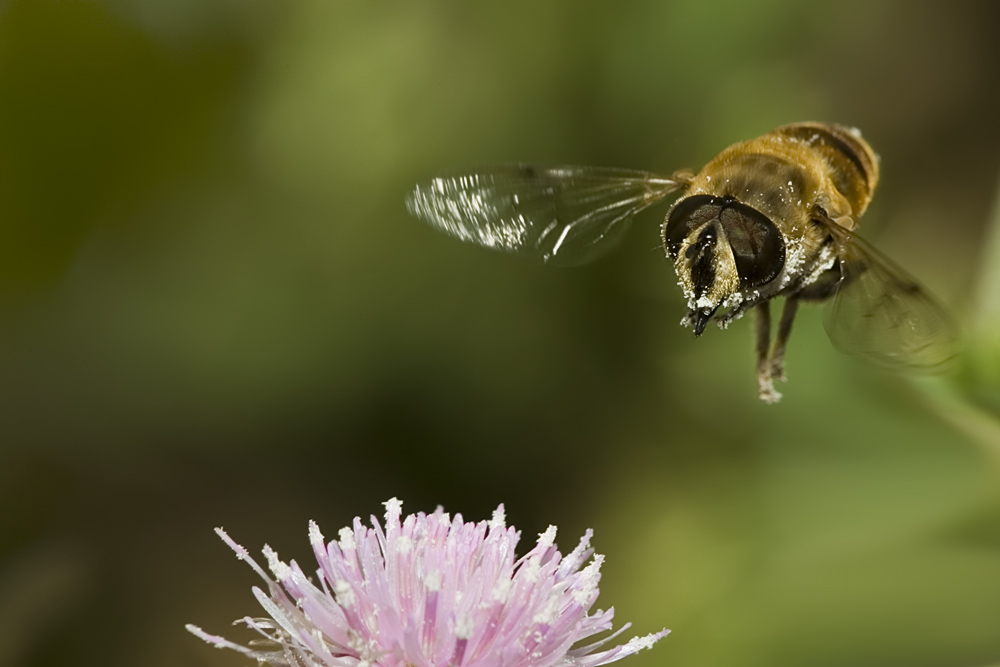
[{"xmin": 405, "ymin": 122, "xmax": 957, "ymax": 403}]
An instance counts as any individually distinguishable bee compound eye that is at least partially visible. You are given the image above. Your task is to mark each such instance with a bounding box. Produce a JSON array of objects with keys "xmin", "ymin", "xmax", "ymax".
[
  {"xmin": 718, "ymin": 203, "xmax": 786, "ymax": 289},
  {"xmin": 664, "ymin": 195, "xmax": 726, "ymax": 259}
]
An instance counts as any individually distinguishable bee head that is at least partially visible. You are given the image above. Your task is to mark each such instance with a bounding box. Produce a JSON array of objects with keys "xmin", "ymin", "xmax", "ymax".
[{"xmin": 664, "ymin": 195, "xmax": 786, "ymax": 336}]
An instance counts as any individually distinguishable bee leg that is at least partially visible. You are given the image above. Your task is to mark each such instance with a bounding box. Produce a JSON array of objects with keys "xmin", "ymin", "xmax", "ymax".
[
  {"xmin": 755, "ymin": 302, "xmax": 781, "ymax": 403},
  {"xmin": 769, "ymin": 296, "xmax": 800, "ymax": 382}
]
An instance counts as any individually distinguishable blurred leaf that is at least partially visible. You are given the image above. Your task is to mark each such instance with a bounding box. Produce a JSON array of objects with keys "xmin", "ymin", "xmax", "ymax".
[
  {"xmin": 0, "ymin": 541, "xmax": 93, "ymax": 667},
  {"xmin": 957, "ymin": 167, "xmax": 1000, "ymax": 417},
  {"xmin": 0, "ymin": 0, "xmax": 248, "ymax": 296},
  {"xmin": 976, "ymin": 170, "xmax": 1000, "ymax": 327}
]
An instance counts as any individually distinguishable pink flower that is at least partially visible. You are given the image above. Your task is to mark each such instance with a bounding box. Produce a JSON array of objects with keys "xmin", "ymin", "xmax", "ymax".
[{"xmin": 187, "ymin": 498, "xmax": 668, "ymax": 667}]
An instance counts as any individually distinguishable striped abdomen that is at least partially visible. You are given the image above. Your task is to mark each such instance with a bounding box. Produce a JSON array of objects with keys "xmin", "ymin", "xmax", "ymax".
[{"xmin": 774, "ymin": 122, "xmax": 879, "ymax": 218}]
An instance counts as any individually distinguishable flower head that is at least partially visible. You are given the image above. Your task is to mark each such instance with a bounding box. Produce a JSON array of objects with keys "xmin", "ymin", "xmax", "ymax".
[{"xmin": 187, "ymin": 498, "xmax": 668, "ymax": 667}]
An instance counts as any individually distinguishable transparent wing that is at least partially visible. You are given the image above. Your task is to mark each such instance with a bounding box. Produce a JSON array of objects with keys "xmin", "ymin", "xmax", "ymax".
[
  {"xmin": 821, "ymin": 223, "xmax": 959, "ymax": 370},
  {"xmin": 405, "ymin": 165, "xmax": 689, "ymax": 266}
]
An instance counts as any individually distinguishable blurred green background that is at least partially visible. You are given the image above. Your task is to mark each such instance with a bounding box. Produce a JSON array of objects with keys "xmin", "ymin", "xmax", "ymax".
[{"xmin": 1, "ymin": 1, "xmax": 999, "ymax": 666}]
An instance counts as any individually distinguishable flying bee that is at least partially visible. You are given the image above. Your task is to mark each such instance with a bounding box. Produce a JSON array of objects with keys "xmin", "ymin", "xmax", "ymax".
[{"xmin": 405, "ymin": 122, "xmax": 958, "ymax": 403}]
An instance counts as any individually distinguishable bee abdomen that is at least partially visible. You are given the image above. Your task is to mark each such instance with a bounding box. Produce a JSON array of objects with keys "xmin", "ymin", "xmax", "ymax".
[{"xmin": 775, "ymin": 122, "xmax": 880, "ymax": 216}]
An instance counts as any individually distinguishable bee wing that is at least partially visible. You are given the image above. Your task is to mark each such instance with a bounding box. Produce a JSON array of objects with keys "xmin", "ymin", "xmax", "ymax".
[
  {"xmin": 405, "ymin": 165, "xmax": 688, "ymax": 266},
  {"xmin": 821, "ymin": 223, "xmax": 959, "ymax": 370}
]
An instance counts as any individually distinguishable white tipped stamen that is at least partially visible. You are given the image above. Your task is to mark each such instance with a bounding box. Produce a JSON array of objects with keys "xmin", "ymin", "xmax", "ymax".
[
  {"xmin": 560, "ymin": 529, "xmax": 593, "ymax": 575},
  {"xmin": 490, "ymin": 505, "xmax": 506, "ymax": 530},
  {"xmin": 334, "ymin": 579, "xmax": 355, "ymax": 609},
  {"xmin": 537, "ymin": 525, "xmax": 557, "ymax": 549},
  {"xmin": 581, "ymin": 554, "xmax": 604, "ymax": 579},
  {"xmin": 454, "ymin": 615, "xmax": 474, "ymax": 640},
  {"xmin": 262, "ymin": 545, "xmax": 291, "ymax": 581},
  {"xmin": 309, "ymin": 520, "xmax": 324, "ymax": 548},
  {"xmin": 491, "ymin": 579, "xmax": 512, "ymax": 604},
  {"xmin": 523, "ymin": 558, "xmax": 542, "ymax": 583},
  {"xmin": 214, "ymin": 529, "xmax": 274, "ymax": 583},
  {"xmin": 532, "ymin": 597, "xmax": 559, "ymax": 625},
  {"xmin": 383, "ymin": 497, "xmax": 402, "ymax": 522},
  {"xmin": 338, "ymin": 527, "xmax": 355, "ymax": 551},
  {"xmin": 622, "ymin": 630, "xmax": 670, "ymax": 654},
  {"xmin": 186, "ymin": 624, "xmax": 258, "ymax": 655},
  {"xmin": 190, "ymin": 500, "xmax": 666, "ymax": 667}
]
